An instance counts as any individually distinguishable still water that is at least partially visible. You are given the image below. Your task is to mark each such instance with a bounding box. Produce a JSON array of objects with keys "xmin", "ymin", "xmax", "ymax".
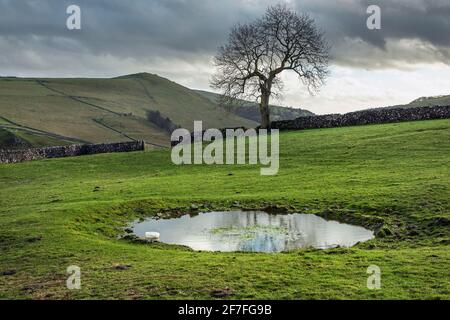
[{"xmin": 132, "ymin": 211, "xmax": 374, "ymax": 253}]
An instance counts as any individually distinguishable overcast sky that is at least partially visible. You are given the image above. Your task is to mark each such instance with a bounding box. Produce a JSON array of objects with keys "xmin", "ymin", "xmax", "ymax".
[{"xmin": 1, "ymin": 0, "xmax": 449, "ymax": 114}]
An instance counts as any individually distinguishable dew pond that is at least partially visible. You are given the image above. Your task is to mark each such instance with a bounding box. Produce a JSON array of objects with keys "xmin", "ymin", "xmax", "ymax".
[{"xmin": 132, "ymin": 211, "xmax": 374, "ymax": 253}]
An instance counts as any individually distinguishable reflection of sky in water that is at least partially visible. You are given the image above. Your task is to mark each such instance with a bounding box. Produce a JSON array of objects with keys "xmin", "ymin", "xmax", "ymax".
[{"xmin": 132, "ymin": 211, "xmax": 374, "ymax": 253}]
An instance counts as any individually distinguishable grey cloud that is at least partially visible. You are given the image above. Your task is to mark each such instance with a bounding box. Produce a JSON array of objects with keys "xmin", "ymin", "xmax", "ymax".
[
  {"xmin": 0, "ymin": 0, "xmax": 449, "ymax": 77},
  {"xmin": 293, "ymin": 0, "xmax": 450, "ymax": 67}
]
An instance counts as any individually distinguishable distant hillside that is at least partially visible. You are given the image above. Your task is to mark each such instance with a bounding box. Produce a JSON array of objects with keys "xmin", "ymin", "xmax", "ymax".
[
  {"xmin": 0, "ymin": 128, "xmax": 28, "ymax": 150},
  {"xmin": 0, "ymin": 127, "xmax": 71, "ymax": 150},
  {"xmin": 4, "ymin": 72, "xmax": 446, "ymax": 151},
  {"xmin": 195, "ymin": 90, "xmax": 315, "ymax": 122},
  {"xmin": 390, "ymin": 95, "xmax": 450, "ymax": 109},
  {"xmin": 0, "ymin": 73, "xmax": 256, "ymax": 149}
]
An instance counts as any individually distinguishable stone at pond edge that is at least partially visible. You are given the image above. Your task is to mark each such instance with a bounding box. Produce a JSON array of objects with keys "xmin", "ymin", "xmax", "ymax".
[
  {"xmin": 375, "ymin": 225, "xmax": 394, "ymax": 238},
  {"xmin": 121, "ymin": 234, "xmax": 160, "ymax": 244},
  {"xmin": 20, "ymin": 284, "xmax": 43, "ymax": 292},
  {"xmin": 1, "ymin": 270, "xmax": 16, "ymax": 276},
  {"xmin": 430, "ymin": 217, "xmax": 450, "ymax": 227},
  {"xmin": 26, "ymin": 236, "xmax": 43, "ymax": 243},
  {"xmin": 210, "ymin": 287, "xmax": 233, "ymax": 298},
  {"xmin": 113, "ymin": 264, "xmax": 132, "ymax": 270}
]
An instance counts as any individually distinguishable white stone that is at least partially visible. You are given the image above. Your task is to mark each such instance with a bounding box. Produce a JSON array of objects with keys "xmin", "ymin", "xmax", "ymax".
[{"xmin": 145, "ymin": 232, "xmax": 160, "ymax": 240}]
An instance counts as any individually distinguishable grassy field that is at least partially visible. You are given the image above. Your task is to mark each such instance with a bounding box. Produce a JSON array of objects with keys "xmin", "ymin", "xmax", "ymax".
[
  {"xmin": 0, "ymin": 119, "xmax": 449, "ymax": 299},
  {"xmin": 0, "ymin": 74, "xmax": 256, "ymax": 148}
]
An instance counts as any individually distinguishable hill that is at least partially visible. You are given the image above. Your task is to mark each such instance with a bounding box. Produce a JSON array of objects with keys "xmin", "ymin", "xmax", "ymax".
[
  {"xmin": 195, "ymin": 90, "xmax": 315, "ymax": 122},
  {"xmin": 0, "ymin": 127, "xmax": 71, "ymax": 150},
  {"xmin": 0, "ymin": 73, "xmax": 256, "ymax": 149},
  {"xmin": 0, "ymin": 119, "xmax": 449, "ymax": 299},
  {"xmin": 0, "ymin": 128, "xmax": 29, "ymax": 149},
  {"xmin": 390, "ymin": 95, "xmax": 450, "ymax": 109}
]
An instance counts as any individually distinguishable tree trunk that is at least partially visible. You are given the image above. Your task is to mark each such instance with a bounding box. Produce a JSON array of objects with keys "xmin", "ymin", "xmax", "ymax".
[{"xmin": 259, "ymin": 91, "xmax": 271, "ymax": 129}]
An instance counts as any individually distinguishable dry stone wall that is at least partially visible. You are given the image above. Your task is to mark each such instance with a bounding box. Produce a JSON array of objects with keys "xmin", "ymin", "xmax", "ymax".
[
  {"xmin": 172, "ymin": 106, "xmax": 450, "ymax": 146},
  {"xmin": 0, "ymin": 140, "xmax": 145, "ymax": 164},
  {"xmin": 271, "ymin": 106, "xmax": 450, "ymax": 131}
]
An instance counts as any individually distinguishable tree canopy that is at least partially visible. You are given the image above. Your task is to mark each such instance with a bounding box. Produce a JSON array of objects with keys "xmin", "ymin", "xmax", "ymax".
[{"xmin": 212, "ymin": 4, "xmax": 330, "ymax": 128}]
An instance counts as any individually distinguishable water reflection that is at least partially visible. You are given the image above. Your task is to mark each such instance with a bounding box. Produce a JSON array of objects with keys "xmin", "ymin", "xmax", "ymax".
[{"xmin": 132, "ymin": 211, "xmax": 374, "ymax": 253}]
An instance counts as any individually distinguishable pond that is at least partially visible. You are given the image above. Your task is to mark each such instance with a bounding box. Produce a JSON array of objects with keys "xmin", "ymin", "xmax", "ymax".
[{"xmin": 132, "ymin": 211, "xmax": 374, "ymax": 253}]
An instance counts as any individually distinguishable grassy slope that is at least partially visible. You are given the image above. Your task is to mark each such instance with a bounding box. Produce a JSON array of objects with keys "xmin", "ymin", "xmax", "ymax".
[
  {"xmin": 0, "ymin": 128, "xmax": 73, "ymax": 150},
  {"xmin": 0, "ymin": 75, "xmax": 256, "ymax": 148},
  {"xmin": 195, "ymin": 89, "xmax": 314, "ymax": 122},
  {"xmin": 0, "ymin": 128, "xmax": 25, "ymax": 149},
  {"xmin": 0, "ymin": 119, "xmax": 449, "ymax": 299},
  {"xmin": 391, "ymin": 95, "xmax": 450, "ymax": 109}
]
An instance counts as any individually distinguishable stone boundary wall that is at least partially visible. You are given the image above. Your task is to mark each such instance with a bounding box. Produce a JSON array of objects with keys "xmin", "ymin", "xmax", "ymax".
[
  {"xmin": 171, "ymin": 106, "xmax": 450, "ymax": 146},
  {"xmin": 0, "ymin": 140, "xmax": 145, "ymax": 164},
  {"xmin": 171, "ymin": 127, "xmax": 249, "ymax": 147},
  {"xmin": 271, "ymin": 106, "xmax": 450, "ymax": 131}
]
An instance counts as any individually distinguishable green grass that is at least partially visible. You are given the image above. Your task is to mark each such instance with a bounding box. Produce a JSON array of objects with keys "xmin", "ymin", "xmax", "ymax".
[{"xmin": 0, "ymin": 120, "xmax": 449, "ymax": 299}]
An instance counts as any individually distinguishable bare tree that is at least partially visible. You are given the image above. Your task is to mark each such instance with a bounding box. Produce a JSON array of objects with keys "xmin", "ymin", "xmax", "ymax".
[{"xmin": 211, "ymin": 4, "xmax": 330, "ymax": 128}]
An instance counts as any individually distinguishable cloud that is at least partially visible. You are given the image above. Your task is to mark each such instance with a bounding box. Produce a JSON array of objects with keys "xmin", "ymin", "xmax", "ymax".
[
  {"xmin": 295, "ymin": 0, "xmax": 450, "ymax": 68},
  {"xmin": 1, "ymin": 0, "xmax": 449, "ymax": 73},
  {"xmin": 0, "ymin": 0, "xmax": 449, "ymax": 113}
]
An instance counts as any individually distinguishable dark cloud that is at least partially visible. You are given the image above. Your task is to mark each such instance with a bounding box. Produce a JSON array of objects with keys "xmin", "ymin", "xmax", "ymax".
[
  {"xmin": 297, "ymin": 0, "xmax": 450, "ymax": 67},
  {"xmin": 0, "ymin": 0, "xmax": 449, "ymax": 76}
]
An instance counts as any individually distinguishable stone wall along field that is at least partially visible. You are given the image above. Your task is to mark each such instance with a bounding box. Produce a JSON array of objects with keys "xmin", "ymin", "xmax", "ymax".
[
  {"xmin": 0, "ymin": 140, "xmax": 145, "ymax": 164},
  {"xmin": 171, "ymin": 106, "xmax": 450, "ymax": 146},
  {"xmin": 271, "ymin": 106, "xmax": 450, "ymax": 131}
]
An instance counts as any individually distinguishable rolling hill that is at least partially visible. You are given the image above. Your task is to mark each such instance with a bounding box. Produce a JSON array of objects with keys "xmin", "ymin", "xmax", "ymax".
[
  {"xmin": 0, "ymin": 128, "xmax": 29, "ymax": 149},
  {"xmin": 195, "ymin": 89, "xmax": 315, "ymax": 122},
  {"xmin": 390, "ymin": 95, "xmax": 450, "ymax": 109},
  {"xmin": 4, "ymin": 72, "xmax": 446, "ymax": 152},
  {"xmin": 0, "ymin": 127, "xmax": 71, "ymax": 149},
  {"xmin": 0, "ymin": 73, "xmax": 257, "ymax": 150}
]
